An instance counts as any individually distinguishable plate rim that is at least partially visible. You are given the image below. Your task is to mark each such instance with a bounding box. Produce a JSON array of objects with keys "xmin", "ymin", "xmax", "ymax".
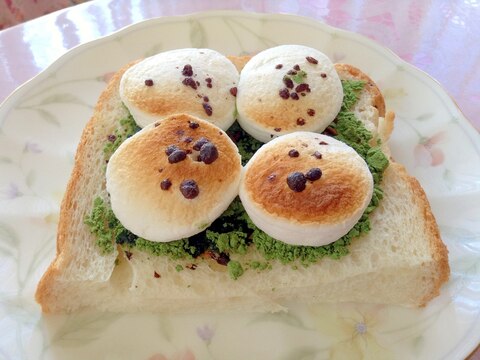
[
  {"xmin": 1, "ymin": 9, "xmax": 479, "ymax": 360},
  {"xmin": 0, "ymin": 10, "xmax": 478, "ymax": 136}
]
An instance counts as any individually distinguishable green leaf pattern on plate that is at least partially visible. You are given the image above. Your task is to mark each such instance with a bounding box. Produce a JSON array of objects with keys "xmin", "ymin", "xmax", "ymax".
[
  {"xmin": 46, "ymin": 313, "xmax": 121, "ymax": 347},
  {"xmin": 189, "ymin": 19, "xmax": 207, "ymax": 48}
]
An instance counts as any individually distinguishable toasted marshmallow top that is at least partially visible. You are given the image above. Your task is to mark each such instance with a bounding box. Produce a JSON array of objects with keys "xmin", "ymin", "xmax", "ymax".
[
  {"xmin": 106, "ymin": 114, "xmax": 242, "ymax": 242},
  {"xmin": 120, "ymin": 48, "xmax": 239, "ymax": 130},
  {"xmin": 236, "ymin": 45, "xmax": 343, "ymax": 142},
  {"xmin": 239, "ymin": 132, "xmax": 373, "ymax": 246}
]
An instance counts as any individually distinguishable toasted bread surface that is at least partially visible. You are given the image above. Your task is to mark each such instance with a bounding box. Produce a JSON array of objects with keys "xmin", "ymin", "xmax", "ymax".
[{"xmin": 35, "ymin": 54, "xmax": 449, "ymax": 313}]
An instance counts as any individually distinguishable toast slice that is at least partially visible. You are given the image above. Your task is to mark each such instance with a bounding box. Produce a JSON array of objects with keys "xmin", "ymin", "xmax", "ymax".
[{"xmin": 35, "ymin": 56, "xmax": 449, "ymax": 313}]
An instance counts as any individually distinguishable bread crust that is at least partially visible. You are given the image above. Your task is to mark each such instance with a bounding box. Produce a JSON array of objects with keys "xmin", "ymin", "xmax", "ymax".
[
  {"xmin": 35, "ymin": 54, "xmax": 449, "ymax": 313},
  {"xmin": 382, "ymin": 163, "xmax": 449, "ymax": 306},
  {"xmin": 334, "ymin": 63, "xmax": 386, "ymax": 117},
  {"xmin": 227, "ymin": 55, "xmax": 254, "ymax": 72},
  {"xmin": 402, "ymin": 165, "xmax": 450, "ymax": 305},
  {"xmin": 35, "ymin": 63, "xmax": 135, "ymax": 312}
]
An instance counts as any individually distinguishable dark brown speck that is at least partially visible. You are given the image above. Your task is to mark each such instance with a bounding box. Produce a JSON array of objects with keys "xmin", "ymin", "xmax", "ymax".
[
  {"xmin": 189, "ymin": 121, "xmax": 199, "ymax": 129},
  {"xmin": 324, "ymin": 126, "xmax": 338, "ymax": 136},
  {"xmin": 275, "ymin": 64, "xmax": 283, "ymax": 69},
  {"xmin": 305, "ymin": 168, "xmax": 322, "ymax": 181},
  {"xmin": 320, "ymin": 73, "xmax": 327, "ymax": 78},
  {"xmin": 307, "ymin": 108, "xmax": 315, "ymax": 116},
  {"xmin": 165, "ymin": 145, "xmax": 180, "ymax": 156},
  {"xmin": 160, "ymin": 179, "xmax": 172, "ymax": 190},
  {"xmin": 180, "ymin": 179, "xmax": 199, "ymax": 199},
  {"xmin": 199, "ymin": 142, "xmax": 219, "ymax": 164},
  {"xmin": 312, "ymin": 151, "xmax": 322, "ymax": 159},
  {"xmin": 202, "ymin": 102, "xmax": 213, "ymax": 116},
  {"xmin": 215, "ymin": 253, "xmax": 230, "ymax": 266},
  {"xmin": 296, "ymin": 117, "xmax": 306, "ymax": 126},
  {"xmin": 182, "ymin": 64, "xmax": 193, "ymax": 77},
  {"xmin": 283, "ymin": 76, "xmax": 294, "ymax": 89},
  {"xmin": 206, "ymin": 250, "xmax": 230, "ymax": 266},
  {"xmin": 182, "ymin": 77, "xmax": 197, "ymax": 89},
  {"xmin": 168, "ymin": 149, "xmax": 187, "ymax": 164},
  {"xmin": 287, "ymin": 172, "xmax": 307, "ymax": 192},
  {"xmin": 288, "ymin": 149, "xmax": 300, "ymax": 158},
  {"xmin": 295, "ymin": 83, "xmax": 310, "ymax": 93},
  {"xmin": 230, "ymin": 87, "xmax": 237, "ymax": 97},
  {"xmin": 144, "ymin": 79, "xmax": 154, "ymax": 86},
  {"xmin": 193, "ymin": 137, "xmax": 209, "ymax": 151},
  {"xmin": 306, "ymin": 56, "xmax": 318, "ymax": 64},
  {"xmin": 279, "ymin": 88, "xmax": 290, "ymax": 99},
  {"xmin": 290, "ymin": 92, "xmax": 299, "ymax": 100}
]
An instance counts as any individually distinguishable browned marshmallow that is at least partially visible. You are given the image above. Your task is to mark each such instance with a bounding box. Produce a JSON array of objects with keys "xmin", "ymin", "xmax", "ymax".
[{"xmin": 106, "ymin": 114, "xmax": 242, "ymax": 242}]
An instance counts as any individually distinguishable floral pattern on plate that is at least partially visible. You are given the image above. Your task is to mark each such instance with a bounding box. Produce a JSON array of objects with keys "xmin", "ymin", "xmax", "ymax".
[{"xmin": 0, "ymin": 11, "xmax": 479, "ymax": 360}]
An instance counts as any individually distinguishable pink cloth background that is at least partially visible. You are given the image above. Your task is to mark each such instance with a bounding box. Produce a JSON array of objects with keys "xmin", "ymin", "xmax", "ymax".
[
  {"xmin": 0, "ymin": 0, "xmax": 89, "ymax": 29},
  {"xmin": 0, "ymin": 0, "xmax": 478, "ymax": 130}
]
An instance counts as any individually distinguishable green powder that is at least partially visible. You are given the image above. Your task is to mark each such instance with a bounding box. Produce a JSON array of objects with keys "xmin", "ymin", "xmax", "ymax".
[
  {"xmin": 227, "ymin": 260, "xmax": 244, "ymax": 280},
  {"xmin": 85, "ymin": 79, "xmax": 389, "ymax": 278}
]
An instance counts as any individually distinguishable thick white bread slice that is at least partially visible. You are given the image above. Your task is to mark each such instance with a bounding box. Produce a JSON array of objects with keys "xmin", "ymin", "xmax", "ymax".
[
  {"xmin": 34, "ymin": 64, "xmax": 134, "ymax": 291},
  {"xmin": 106, "ymin": 114, "xmax": 242, "ymax": 242},
  {"xmin": 120, "ymin": 48, "xmax": 239, "ymax": 129},
  {"xmin": 239, "ymin": 132, "xmax": 373, "ymax": 246},
  {"xmin": 334, "ymin": 63, "xmax": 395, "ymax": 154},
  {"xmin": 35, "ymin": 56, "xmax": 449, "ymax": 313},
  {"xmin": 236, "ymin": 45, "xmax": 343, "ymax": 142},
  {"xmin": 35, "ymin": 163, "xmax": 449, "ymax": 313}
]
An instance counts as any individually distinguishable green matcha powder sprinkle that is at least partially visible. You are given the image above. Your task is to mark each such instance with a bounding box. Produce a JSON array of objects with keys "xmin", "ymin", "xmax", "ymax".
[{"xmin": 85, "ymin": 80, "xmax": 389, "ymax": 279}]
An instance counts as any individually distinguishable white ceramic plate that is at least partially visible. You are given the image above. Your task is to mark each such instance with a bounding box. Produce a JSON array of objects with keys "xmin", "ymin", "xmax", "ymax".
[{"xmin": 1, "ymin": 11, "xmax": 479, "ymax": 360}]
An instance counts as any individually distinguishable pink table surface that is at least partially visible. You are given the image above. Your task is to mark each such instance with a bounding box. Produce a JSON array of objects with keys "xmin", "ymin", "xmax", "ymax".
[
  {"xmin": 0, "ymin": 0, "xmax": 479, "ymax": 132},
  {"xmin": 0, "ymin": 0, "xmax": 479, "ymax": 358}
]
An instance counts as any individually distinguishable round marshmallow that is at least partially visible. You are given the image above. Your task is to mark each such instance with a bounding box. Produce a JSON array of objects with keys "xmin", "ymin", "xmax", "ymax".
[
  {"xmin": 239, "ymin": 132, "xmax": 373, "ymax": 247},
  {"xmin": 106, "ymin": 114, "xmax": 242, "ymax": 242},
  {"xmin": 236, "ymin": 45, "xmax": 344, "ymax": 142},
  {"xmin": 120, "ymin": 48, "xmax": 239, "ymax": 130}
]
